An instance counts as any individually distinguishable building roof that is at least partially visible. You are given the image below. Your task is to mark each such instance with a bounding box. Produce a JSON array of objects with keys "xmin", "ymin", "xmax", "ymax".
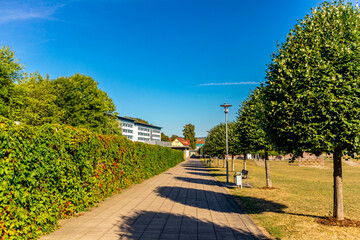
[
  {"xmin": 117, "ymin": 116, "xmax": 162, "ymax": 129},
  {"xmin": 177, "ymin": 138, "xmax": 190, "ymax": 146},
  {"xmin": 117, "ymin": 116, "xmax": 135, "ymax": 122},
  {"xmin": 136, "ymin": 121, "xmax": 162, "ymax": 129}
]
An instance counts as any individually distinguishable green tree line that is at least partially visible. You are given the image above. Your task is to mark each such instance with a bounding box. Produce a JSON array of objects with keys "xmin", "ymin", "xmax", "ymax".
[
  {"xmin": 203, "ymin": 1, "xmax": 360, "ymax": 221},
  {"xmin": 0, "ymin": 46, "xmax": 120, "ymax": 135}
]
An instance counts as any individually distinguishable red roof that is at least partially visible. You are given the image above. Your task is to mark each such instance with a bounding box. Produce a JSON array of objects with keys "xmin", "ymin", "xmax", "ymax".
[
  {"xmin": 177, "ymin": 138, "xmax": 190, "ymax": 146},
  {"xmin": 196, "ymin": 140, "xmax": 205, "ymax": 144}
]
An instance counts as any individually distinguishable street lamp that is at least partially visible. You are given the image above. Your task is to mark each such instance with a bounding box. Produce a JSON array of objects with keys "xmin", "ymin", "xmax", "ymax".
[
  {"xmin": 220, "ymin": 103, "xmax": 232, "ymax": 183},
  {"xmin": 206, "ymin": 130, "xmax": 211, "ymax": 165}
]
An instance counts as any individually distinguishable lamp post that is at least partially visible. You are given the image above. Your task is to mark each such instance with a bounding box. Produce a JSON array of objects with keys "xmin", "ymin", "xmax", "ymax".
[
  {"xmin": 220, "ymin": 103, "xmax": 232, "ymax": 183},
  {"xmin": 206, "ymin": 130, "xmax": 211, "ymax": 166}
]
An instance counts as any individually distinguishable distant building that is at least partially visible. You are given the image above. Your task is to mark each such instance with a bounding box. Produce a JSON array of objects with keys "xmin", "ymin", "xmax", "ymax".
[
  {"xmin": 117, "ymin": 116, "xmax": 161, "ymax": 143},
  {"xmin": 171, "ymin": 138, "xmax": 190, "ymax": 149},
  {"xmin": 196, "ymin": 139, "xmax": 205, "ymax": 150},
  {"xmin": 171, "ymin": 137, "xmax": 191, "ymax": 158}
]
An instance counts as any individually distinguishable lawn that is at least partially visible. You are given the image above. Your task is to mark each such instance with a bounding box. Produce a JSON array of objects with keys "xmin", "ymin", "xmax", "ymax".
[{"xmin": 204, "ymin": 158, "xmax": 360, "ymax": 240}]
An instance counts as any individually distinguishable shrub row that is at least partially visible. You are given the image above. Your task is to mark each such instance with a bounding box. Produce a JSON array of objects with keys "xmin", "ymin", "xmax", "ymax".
[{"xmin": 0, "ymin": 117, "xmax": 183, "ymax": 239}]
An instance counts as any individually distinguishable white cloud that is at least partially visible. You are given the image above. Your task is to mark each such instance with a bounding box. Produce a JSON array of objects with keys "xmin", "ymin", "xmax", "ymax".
[
  {"xmin": 196, "ymin": 82, "xmax": 261, "ymax": 87},
  {"xmin": 0, "ymin": 0, "xmax": 66, "ymax": 24}
]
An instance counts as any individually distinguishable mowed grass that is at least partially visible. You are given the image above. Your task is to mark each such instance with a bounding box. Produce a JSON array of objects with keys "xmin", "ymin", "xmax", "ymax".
[{"xmin": 204, "ymin": 158, "xmax": 360, "ymax": 240}]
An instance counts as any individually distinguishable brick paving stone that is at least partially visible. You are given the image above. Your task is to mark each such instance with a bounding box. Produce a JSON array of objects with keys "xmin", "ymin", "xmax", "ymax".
[{"xmin": 41, "ymin": 158, "xmax": 268, "ymax": 240}]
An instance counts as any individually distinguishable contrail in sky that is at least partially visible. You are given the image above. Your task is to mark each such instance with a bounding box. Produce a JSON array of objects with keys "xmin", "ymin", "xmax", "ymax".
[{"xmin": 0, "ymin": 1, "xmax": 66, "ymax": 24}]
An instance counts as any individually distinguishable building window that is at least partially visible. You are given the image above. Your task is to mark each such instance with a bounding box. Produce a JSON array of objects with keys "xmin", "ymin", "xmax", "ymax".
[
  {"xmin": 152, "ymin": 134, "xmax": 160, "ymax": 138},
  {"xmin": 152, "ymin": 130, "xmax": 160, "ymax": 134},
  {"xmin": 124, "ymin": 135, "xmax": 133, "ymax": 139},
  {"xmin": 138, "ymin": 127, "xmax": 150, "ymax": 132},
  {"xmin": 122, "ymin": 123, "xmax": 133, "ymax": 128},
  {"xmin": 139, "ymin": 132, "xmax": 150, "ymax": 136},
  {"xmin": 123, "ymin": 129, "xmax": 133, "ymax": 133},
  {"xmin": 138, "ymin": 137, "xmax": 149, "ymax": 141}
]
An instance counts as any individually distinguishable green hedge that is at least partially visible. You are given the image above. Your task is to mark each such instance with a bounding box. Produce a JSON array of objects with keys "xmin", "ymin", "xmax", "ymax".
[{"xmin": 0, "ymin": 117, "xmax": 183, "ymax": 239}]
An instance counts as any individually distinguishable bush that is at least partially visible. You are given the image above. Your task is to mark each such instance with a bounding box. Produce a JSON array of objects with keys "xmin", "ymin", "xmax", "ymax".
[{"xmin": 0, "ymin": 117, "xmax": 183, "ymax": 239}]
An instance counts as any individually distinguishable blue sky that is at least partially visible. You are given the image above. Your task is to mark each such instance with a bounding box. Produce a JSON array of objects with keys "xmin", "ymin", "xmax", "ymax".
[{"xmin": 1, "ymin": 0, "xmax": 357, "ymax": 137}]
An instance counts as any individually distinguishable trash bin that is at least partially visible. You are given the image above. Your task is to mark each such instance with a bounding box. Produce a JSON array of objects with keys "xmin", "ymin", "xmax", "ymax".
[{"xmin": 234, "ymin": 172, "xmax": 243, "ymax": 188}]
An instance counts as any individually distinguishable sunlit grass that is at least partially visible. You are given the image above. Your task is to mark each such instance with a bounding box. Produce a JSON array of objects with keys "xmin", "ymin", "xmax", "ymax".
[{"xmin": 203, "ymin": 158, "xmax": 360, "ymax": 240}]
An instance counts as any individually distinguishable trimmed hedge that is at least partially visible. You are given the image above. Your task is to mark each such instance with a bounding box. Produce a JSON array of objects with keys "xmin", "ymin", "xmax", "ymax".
[{"xmin": 0, "ymin": 117, "xmax": 183, "ymax": 239}]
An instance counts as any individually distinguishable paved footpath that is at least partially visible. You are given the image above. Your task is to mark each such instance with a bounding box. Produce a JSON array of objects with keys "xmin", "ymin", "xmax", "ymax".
[{"xmin": 41, "ymin": 158, "xmax": 268, "ymax": 240}]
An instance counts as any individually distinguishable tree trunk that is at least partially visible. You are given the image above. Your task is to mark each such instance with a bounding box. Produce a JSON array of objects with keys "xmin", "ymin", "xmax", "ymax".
[
  {"xmin": 265, "ymin": 150, "xmax": 272, "ymax": 188},
  {"xmin": 243, "ymin": 153, "xmax": 247, "ymax": 170},
  {"xmin": 231, "ymin": 155, "xmax": 234, "ymax": 171},
  {"xmin": 333, "ymin": 150, "xmax": 344, "ymax": 220}
]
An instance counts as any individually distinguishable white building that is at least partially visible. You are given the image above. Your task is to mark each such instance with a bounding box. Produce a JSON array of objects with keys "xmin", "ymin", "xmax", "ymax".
[{"xmin": 117, "ymin": 116, "xmax": 162, "ymax": 143}]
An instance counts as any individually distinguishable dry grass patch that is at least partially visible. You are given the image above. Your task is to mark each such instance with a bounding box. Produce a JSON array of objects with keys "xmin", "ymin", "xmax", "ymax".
[{"xmin": 204, "ymin": 158, "xmax": 360, "ymax": 240}]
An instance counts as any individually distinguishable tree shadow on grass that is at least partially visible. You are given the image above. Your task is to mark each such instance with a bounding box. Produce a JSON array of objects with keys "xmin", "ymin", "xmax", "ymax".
[
  {"xmin": 234, "ymin": 195, "xmax": 287, "ymax": 214},
  {"xmin": 116, "ymin": 210, "xmax": 265, "ymax": 240},
  {"xmin": 234, "ymin": 195, "xmax": 324, "ymax": 219}
]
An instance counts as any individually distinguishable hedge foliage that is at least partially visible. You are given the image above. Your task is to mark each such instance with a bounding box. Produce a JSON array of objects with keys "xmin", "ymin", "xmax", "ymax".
[{"xmin": 0, "ymin": 117, "xmax": 183, "ymax": 239}]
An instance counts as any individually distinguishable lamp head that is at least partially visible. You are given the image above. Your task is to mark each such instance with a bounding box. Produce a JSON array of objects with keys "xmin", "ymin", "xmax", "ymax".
[{"xmin": 220, "ymin": 103, "xmax": 232, "ymax": 113}]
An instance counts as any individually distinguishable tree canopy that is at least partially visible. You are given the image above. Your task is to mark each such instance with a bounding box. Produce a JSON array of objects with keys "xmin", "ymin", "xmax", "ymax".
[
  {"xmin": 182, "ymin": 123, "xmax": 196, "ymax": 149},
  {"xmin": 161, "ymin": 132, "xmax": 170, "ymax": 142},
  {"xmin": 10, "ymin": 73, "xmax": 60, "ymax": 126},
  {"xmin": 52, "ymin": 74, "xmax": 120, "ymax": 135},
  {"xmin": 170, "ymin": 134, "xmax": 179, "ymax": 141},
  {"xmin": 0, "ymin": 45, "xmax": 23, "ymax": 118},
  {"xmin": 203, "ymin": 122, "xmax": 237, "ymax": 157},
  {"xmin": 0, "ymin": 53, "xmax": 121, "ymax": 135},
  {"xmin": 237, "ymin": 88, "xmax": 274, "ymax": 186},
  {"xmin": 263, "ymin": 0, "xmax": 360, "ymax": 220}
]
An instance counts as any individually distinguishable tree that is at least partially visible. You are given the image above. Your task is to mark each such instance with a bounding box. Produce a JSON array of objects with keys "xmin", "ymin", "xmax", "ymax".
[
  {"xmin": 0, "ymin": 45, "xmax": 23, "ymax": 118},
  {"xmin": 203, "ymin": 123, "xmax": 226, "ymax": 159},
  {"xmin": 263, "ymin": 1, "xmax": 360, "ymax": 220},
  {"xmin": 182, "ymin": 123, "xmax": 196, "ymax": 149},
  {"xmin": 203, "ymin": 122, "xmax": 238, "ymax": 168},
  {"xmin": 161, "ymin": 132, "xmax": 170, "ymax": 142},
  {"xmin": 235, "ymin": 100, "xmax": 254, "ymax": 171},
  {"xmin": 237, "ymin": 88, "xmax": 274, "ymax": 187},
  {"xmin": 170, "ymin": 134, "xmax": 179, "ymax": 141},
  {"xmin": 52, "ymin": 74, "xmax": 120, "ymax": 135},
  {"xmin": 10, "ymin": 72, "xmax": 61, "ymax": 126}
]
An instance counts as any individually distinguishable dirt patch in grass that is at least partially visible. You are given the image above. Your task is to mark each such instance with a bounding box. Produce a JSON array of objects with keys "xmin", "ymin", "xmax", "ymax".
[{"xmin": 317, "ymin": 217, "xmax": 360, "ymax": 228}]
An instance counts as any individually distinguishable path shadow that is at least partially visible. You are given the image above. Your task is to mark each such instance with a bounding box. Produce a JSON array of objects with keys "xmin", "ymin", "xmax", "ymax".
[
  {"xmin": 116, "ymin": 211, "xmax": 264, "ymax": 240},
  {"xmin": 187, "ymin": 171, "xmax": 226, "ymax": 177},
  {"xmin": 175, "ymin": 176, "xmax": 220, "ymax": 187},
  {"xmin": 184, "ymin": 167, "xmax": 220, "ymax": 172},
  {"xmin": 155, "ymin": 186, "xmax": 287, "ymax": 215},
  {"xmin": 182, "ymin": 162, "xmax": 203, "ymax": 168},
  {"xmin": 156, "ymin": 186, "xmax": 236, "ymax": 213}
]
